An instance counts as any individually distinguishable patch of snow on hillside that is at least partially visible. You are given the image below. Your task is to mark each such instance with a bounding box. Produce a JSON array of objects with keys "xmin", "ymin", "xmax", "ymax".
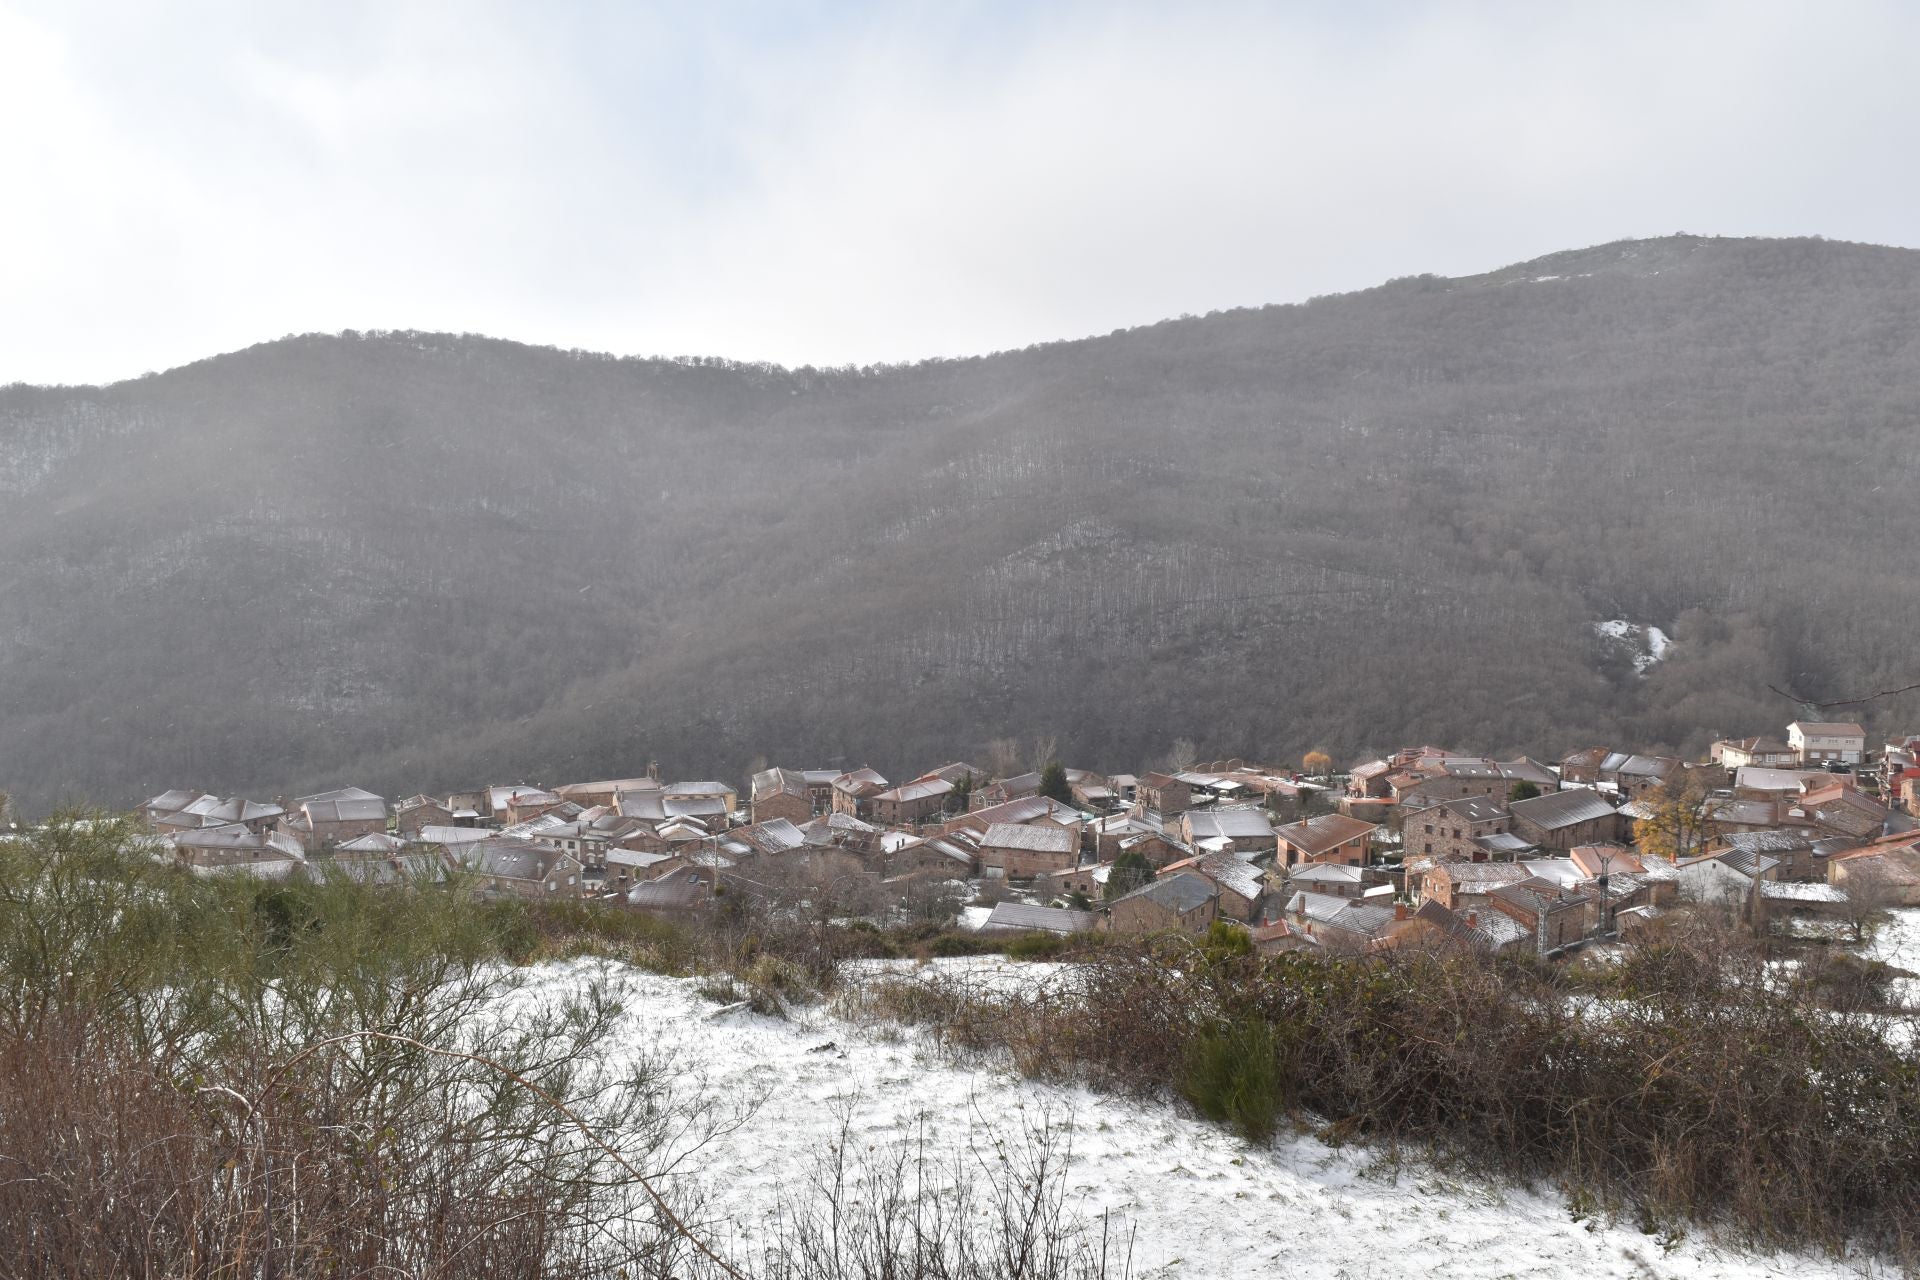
[
  {"xmin": 1593, "ymin": 619, "xmax": 1674, "ymax": 675},
  {"xmin": 507, "ymin": 959, "xmax": 1887, "ymax": 1279}
]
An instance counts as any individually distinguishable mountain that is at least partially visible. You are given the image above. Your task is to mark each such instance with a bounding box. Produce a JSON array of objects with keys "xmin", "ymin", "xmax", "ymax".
[{"xmin": 4, "ymin": 234, "xmax": 1919, "ymax": 812}]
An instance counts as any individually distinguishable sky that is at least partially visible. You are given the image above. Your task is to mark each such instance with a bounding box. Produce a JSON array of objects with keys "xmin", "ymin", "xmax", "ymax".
[{"xmin": 4, "ymin": 0, "xmax": 1919, "ymax": 385}]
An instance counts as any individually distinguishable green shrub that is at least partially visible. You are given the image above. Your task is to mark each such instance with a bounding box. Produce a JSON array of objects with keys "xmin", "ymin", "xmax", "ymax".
[
  {"xmin": 1006, "ymin": 932, "xmax": 1066, "ymax": 960},
  {"xmin": 1180, "ymin": 1018, "xmax": 1283, "ymax": 1144}
]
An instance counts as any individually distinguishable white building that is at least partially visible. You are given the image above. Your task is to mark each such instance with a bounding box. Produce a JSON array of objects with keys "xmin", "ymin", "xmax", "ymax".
[{"xmin": 1786, "ymin": 721, "xmax": 1867, "ymax": 765}]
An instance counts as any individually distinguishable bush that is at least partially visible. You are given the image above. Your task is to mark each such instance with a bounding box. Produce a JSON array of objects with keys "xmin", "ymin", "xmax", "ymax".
[
  {"xmin": 1006, "ymin": 932, "xmax": 1067, "ymax": 961},
  {"xmin": 1180, "ymin": 1019, "xmax": 1283, "ymax": 1144}
]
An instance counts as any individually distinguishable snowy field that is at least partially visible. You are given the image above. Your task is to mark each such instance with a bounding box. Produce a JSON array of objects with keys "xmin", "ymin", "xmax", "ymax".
[{"xmin": 509, "ymin": 958, "xmax": 1894, "ymax": 1279}]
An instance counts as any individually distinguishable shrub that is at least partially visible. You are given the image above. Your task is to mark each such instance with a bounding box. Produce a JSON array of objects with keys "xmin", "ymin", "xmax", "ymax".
[
  {"xmin": 1180, "ymin": 1018, "xmax": 1283, "ymax": 1144},
  {"xmin": 1007, "ymin": 932, "xmax": 1067, "ymax": 961}
]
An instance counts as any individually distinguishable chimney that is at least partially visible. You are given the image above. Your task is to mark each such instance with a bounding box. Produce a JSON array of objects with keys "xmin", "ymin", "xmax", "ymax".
[
  {"xmin": 648, "ymin": 760, "xmax": 660, "ymax": 783},
  {"xmin": 1394, "ymin": 902, "xmax": 1409, "ymax": 921},
  {"xmin": 1466, "ymin": 910, "xmax": 1479, "ymax": 929}
]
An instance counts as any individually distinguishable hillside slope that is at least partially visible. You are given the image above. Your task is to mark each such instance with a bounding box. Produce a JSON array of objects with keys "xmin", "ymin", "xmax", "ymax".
[{"xmin": 4, "ymin": 234, "xmax": 1918, "ymax": 809}]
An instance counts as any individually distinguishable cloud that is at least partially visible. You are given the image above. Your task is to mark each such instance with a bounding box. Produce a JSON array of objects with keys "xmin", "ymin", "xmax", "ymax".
[{"xmin": 3, "ymin": 0, "xmax": 1918, "ymax": 384}]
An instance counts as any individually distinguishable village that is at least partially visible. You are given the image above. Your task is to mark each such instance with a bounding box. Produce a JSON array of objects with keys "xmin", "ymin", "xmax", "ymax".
[{"xmin": 107, "ymin": 717, "xmax": 1920, "ymax": 958}]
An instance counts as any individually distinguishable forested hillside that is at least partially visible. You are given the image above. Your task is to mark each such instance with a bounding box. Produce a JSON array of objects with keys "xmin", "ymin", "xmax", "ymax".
[{"xmin": 4, "ymin": 234, "xmax": 1918, "ymax": 811}]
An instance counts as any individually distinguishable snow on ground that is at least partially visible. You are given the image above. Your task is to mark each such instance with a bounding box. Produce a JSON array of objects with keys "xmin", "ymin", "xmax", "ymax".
[
  {"xmin": 505, "ymin": 958, "xmax": 1892, "ymax": 1279},
  {"xmin": 1592, "ymin": 619, "xmax": 1674, "ymax": 675},
  {"xmin": 1865, "ymin": 907, "xmax": 1920, "ymax": 1006}
]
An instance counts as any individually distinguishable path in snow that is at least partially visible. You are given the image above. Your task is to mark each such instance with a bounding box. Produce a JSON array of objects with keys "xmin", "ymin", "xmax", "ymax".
[{"xmin": 509, "ymin": 958, "xmax": 1892, "ymax": 1279}]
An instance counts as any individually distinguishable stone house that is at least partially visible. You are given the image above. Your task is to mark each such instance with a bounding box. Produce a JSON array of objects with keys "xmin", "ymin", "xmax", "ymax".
[
  {"xmin": 1135, "ymin": 772, "xmax": 1191, "ymax": 818},
  {"xmin": 977, "ymin": 822, "xmax": 1080, "ymax": 878},
  {"xmin": 1284, "ymin": 862, "xmax": 1387, "ymax": 900},
  {"xmin": 1275, "ymin": 813, "xmax": 1376, "ymax": 867},
  {"xmin": 1595, "ymin": 753, "xmax": 1683, "ymax": 797},
  {"xmin": 749, "ymin": 768, "xmax": 816, "ymax": 826},
  {"xmin": 1558, "ymin": 747, "xmax": 1611, "ymax": 785},
  {"xmin": 394, "ymin": 794, "xmax": 456, "ymax": 836},
  {"xmin": 943, "ymin": 795, "xmax": 1082, "ymax": 838},
  {"xmin": 1181, "ymin": 805, "xmax": 1277, "ymax": 857},
  {"xmin": 1401, "ymin": 797, "xmax": 1510, "ymax": 864},
  {"xmin": 1107, "ymin": 872, "xmax": 1219, "ymax": 934},
  {"xmin": 1417, "ymin": 860, "xmax": 1532, "ymax": 910},
  {"xmin": 868, "ymin": 774, "xmax": 956, "ymax": 827},
  {"xmin": 282, "ymin": 787, "xmax": 389, "ymax": 852},
  {"xmin": 830, "ymin": 768, "xmax": 890, "ymax": 819},
  {"xmin": 1487, "ymin": 879, "xmax": 1594, "ymax": 954},
  {"xmin": 1507, "ymin": 789, "xmax": 1621, "ymax": 850},
  {"xmin": 139, "ymin": 789, "xmax": 207, "ymax": 831},
  {"xmin": 1159, "ymin": 852, "xmax": 1266, "ymax": 921},
  {"xmin": 172, "ymin": 825, "xmax": 306, "ymax": 879},
  {"xmin": 457, "ymin": 838, "xmax": 584, "ymax": 899}
]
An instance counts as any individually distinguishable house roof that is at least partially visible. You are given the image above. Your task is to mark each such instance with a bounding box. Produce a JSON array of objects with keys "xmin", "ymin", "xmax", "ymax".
[
  {"xmin": 1720, "ymin": 828, "xmax": 1816, "ymax": 855},
  {"xmin": 1509, "ymin": 789, "xmax": 1618, "ymax": 831},
  {"xmin": 1186, "ymin": 806, "xmax": 1275, "ymax": 841},
  {"xmin": 555, "ymin": 777, "xmax": 661, "ymax": 800},
  {"xmin": 1161, "ymin": 852, "xmax": 1265, "ymax": 902},
  {"xmin": 832, "ymin": 768, "xmax": 890, "ymax": 796},
  {"xmin": 982, "ymin": 902, "xmax": 1097, "ymax": 934},
  {"xmin": 1567, "ymin": 845, "xmax": 1643, "ymax": 879},
  {"xmin": 395, "ymin": 794, "xmax": 450, "ymax": 814},
  {"xmin": 1473, "ymin": 832, "xmax": 1534, "ymax": 856},
  {"xmin": 1598, "ymin": 753, "xmax": 1679, "ymax": 779},
  {"xmin": 953, "ymin": 796, "xmax": 1080, "ymax": 830},
  {"xmin": 1412, "ymin": 898, "xmax": 1530, "ymax": 950},
  {"xmin": 1431, "ymin": 796, "xmax": 1507, "ymax": 824},
  {"xmin": 1715, "ymin": 848, "xmax": 1781, "ymax": 879},
  {"xmin": 418, "ymin": 825, "xmax": 492, "ymax": 846},
  {"xmin": 295, "ymin": 786, "xmax": 384, "ymax": 807},
  {"xmin": 175, "ymin": 824, "xmax": 304, "ymax": 860},
  {"xmin": 1735, "ymin": 766, "xmax": 1826, "ymax": 793},
  {"xmin": 1436, "ymin": 862, "xmax": 1532, "ymax": 888},
  {"xmin": 182, "ymin": 795, "xmax": 285, "ymax": 824},
  {"xmin": 1517, "ymin": 857, "xmax": 1585, "ymax": 888},
  {"xmin": 737, "ymin": 818, "xmax": 807, "ymax": 856},
  {"xmin": 334, "ymin": 831, "xmax": 408, "ymax": 855},
  {"xmin": 1717, "ymin": 736, "xmax": 1793, "ymax": 755},
  {"xmin": 298, "ymin": 796, "xmax": 389, "ymax": 824},
  {"xmin": 751, "ymin": 767, "xmax": 811, "ymax": 801},
  {"xmin": 1789, "ymin": 721, "xmax": 1866, "ymax": 738},
  {"xmin": 1116, "ymin": 871, "xmax": 1217, "ymax": 914},
  {"xmin": 874, "ymin": 776, "xmax": 954, "ymax": 804},
  {"xmin": 488, "ymin": 785, "xmax": 558, "ymax": 811},
  {"xmin": 1759, "ymin": 881, "xmax": 1848, "ymax": 903},
  {"xmin": 1286, "ymin": 890, "xmax": 1396, "ymax": 940},
  {"xmin": 1275, "ymin": 813, "xmax": 1376, "ymax": 855},
  {"xmin": 463, "ymin": 838, "xmax": 576, "ymax": 882},
  {"xmin": 1289, "ymin": 862, "xmax": 1366, "ymax": 886},
  {"xmin": 981, "ymin": 822, "xmax": 1077, "ymax": 854},
  {"xmin": 627, "ymin": 878, "xmax": 709, "ymax": 910}
]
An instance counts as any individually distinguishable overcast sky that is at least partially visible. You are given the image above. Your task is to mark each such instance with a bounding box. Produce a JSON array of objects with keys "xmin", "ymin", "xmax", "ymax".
[{"xmin": 4, "ymin": 0, "xmax": 1918, "ymax": 385}]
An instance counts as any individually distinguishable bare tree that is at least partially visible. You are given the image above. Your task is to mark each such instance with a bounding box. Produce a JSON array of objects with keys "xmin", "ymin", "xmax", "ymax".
[
  {"xmin": 983, "ymin": 737, "xmax": 1025, "ymax": 780},
  {"xmin": 1837, "ymin": 859, "xmax": 1900, "ymax": 943}
]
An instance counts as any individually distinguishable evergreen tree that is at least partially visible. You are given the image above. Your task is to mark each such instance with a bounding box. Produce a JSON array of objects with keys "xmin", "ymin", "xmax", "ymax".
[{"xmin": 1038, "ymin": 761, "xmax": 1073, "ymax": 805}]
